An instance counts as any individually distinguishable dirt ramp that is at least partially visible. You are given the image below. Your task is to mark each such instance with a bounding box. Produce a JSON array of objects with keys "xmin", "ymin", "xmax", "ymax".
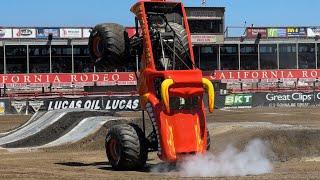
[
  {"xmin": 2, "ymin": 111, "xmax": 116, "ymax": 148},
  {"xmin": 47, "ymin": 117, "xmax": 143, "ymax": 152},
  {"xmin": 0, "ymin": 110, "xmax": 76, "ymax": 145},
  {"xmin": 41, "ymin": 116, "xmax": 128, "ymax": 148}
]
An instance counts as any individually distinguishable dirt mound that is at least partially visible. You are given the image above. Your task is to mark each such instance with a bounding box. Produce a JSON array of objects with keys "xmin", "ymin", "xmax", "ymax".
[
  {"xmin": 260, "ymin": 129, "xmax": 320, "ymax": 161},
  {"xmin": 2, "ymin": 111, "xmax": 117, "ymax": 148},
  {"xmin": 212, "ymin": 127, "xmax": 320, "ymax": 162}
]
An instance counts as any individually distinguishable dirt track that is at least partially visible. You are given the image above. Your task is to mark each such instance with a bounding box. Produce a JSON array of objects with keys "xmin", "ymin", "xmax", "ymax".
[
  {"xmin": 1, "ymin": 108, "xmax": 320, "ymax": 179},
  {"xmin": 0, "ymin": 115, "xmax": 31, "ymax": 133}
]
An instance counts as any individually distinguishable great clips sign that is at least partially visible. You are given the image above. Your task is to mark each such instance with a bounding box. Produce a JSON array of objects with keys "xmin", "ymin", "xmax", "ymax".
[{"xmin": 209, "ymin": 70, "xmax": 320, "ymax": 81}]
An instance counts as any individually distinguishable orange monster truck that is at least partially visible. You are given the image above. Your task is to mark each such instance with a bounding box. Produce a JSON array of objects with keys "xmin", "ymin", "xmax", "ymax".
[{"xmin": 89, "ymin": 0, "xmax": 215, "ymax": 170}]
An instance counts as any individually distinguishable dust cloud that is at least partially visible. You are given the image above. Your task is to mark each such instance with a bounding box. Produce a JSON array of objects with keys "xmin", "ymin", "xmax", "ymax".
[{"xmin": 178, "ymin": 139, "xmax": 273, "ymax": 177}]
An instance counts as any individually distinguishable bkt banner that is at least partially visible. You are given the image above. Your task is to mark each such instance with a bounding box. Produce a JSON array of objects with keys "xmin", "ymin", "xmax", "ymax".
[
  {"xmin": 217, "ymin": 92, "xmax": 320, "ymax": 109},
  {"xmin": 224, "ymin": 94, "xmax": 253, "ymax": 108}
]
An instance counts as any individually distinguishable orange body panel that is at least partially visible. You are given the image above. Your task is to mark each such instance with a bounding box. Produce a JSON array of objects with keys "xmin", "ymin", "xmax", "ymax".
[
  {"xmin": 131, "ymin": 0, "xmax": 211, "ymax": 162},
  {"xmin": 158, "ymin": 109, "xmax": 207, "ymax": 161}
]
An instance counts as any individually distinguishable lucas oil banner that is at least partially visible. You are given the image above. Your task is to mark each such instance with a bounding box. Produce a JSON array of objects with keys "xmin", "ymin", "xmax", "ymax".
[
  {"xmin": 1, "ymin": 96, "xmax": 140, "ymax": 115},
  {"xmin": 46, "ymin": 96, "xmax": 139, "ymax": 111}
]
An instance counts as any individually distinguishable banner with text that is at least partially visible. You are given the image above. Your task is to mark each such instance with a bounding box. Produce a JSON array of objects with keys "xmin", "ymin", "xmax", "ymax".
[
  {"xmin": 224, "ymin": 94, "xmax": 253, "ymax": 108},
  {"xmin": 60, "ymin": 28, "xmax": 82, "ymax": 38},
  {"xmin": 307, "ymin": 27, "xmax": 320, "ymax": 37},
  {"xmin": 208, "ymin": 70, "xmax": 320, "ymax": 81},
  {"xmin": 82, "ymin": 28, "xmax": 92, "ymax": 38},
  {"xmin": 0, "ymin": 73, "xmax": 136, "ymax": 87},
  {"xmin": 37, "ymin": 28, "xmax": 60, "ymax": 38},
  {"xmin": 267, "ymin": 28, "xmax": 287, "ymax": 38},
  {"xmin": 253, "ymin": 92, "xmax": 320, "ymax": 108},
  {"xmin": 216, "ymin": 92, "xmax": 320, "ymax": 109},
  {"xmin": 0, "ymin": 28, "xmax": 12, "ymax": 38},
  {"xmin": 287, "ymin": 27, "xmax": 307, "ymax": 37},
  {"xmin": 246, "ymin": 28, "xmax": 267, "ymax": 38},
  {"xmin": 13, "ymin": 28, "xmax": 37, "ymax": 38},
  {"xmin": 1, "ymin": 96, "xmax": 140, "ymax": 115}
]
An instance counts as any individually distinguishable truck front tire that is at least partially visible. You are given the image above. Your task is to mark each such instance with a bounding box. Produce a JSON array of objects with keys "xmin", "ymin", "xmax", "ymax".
[{"xmin": 105, "ymin": 123, "xmax": 148, "ymax": 170}]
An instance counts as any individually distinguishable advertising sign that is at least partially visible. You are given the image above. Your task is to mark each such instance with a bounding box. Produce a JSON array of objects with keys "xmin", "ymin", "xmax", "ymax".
[
  {"xmin": 11, "ymin": 101, "xmax": 27, "ymax": 114},
  {"xmin": 262, "ymin": 92, "xmax": 317, "ymax": 108},
  {"xmin": 103, "ymin": 97, "xmax": 140, "ymax": 111},
  {"xmin": 29, "ymin": 101, "xmax": 44, "ymax": 112},
  {"xmin": 60, "ymin": 28, "xmax": 82, "ymax": 38},
  {"xmin": 307, "ymin": 27, "xmax": 320, "ymax": 37},
  {"xmin": 224, "ymin": 94, "xmax": 252, "ymax": 108},
  {"xmin": 0, "ymin": 28, "xmax": 12, "ymax": 38},
  {"xmin": 46, "ymin": 96, "xmax": 139, "ymax": 111},
  {"xmin": 208, "ymin": 70, "xmax": 320, "ymax": 81},
  {"xmin": 191, "ymin": 35, "xmax": 217, "ymax": 44},
  {"xmin": 82, "ymin": 28, "xmax": 92, "ymax": 38},
  {"xmin": 246, "ymin": 28, "xmax": 267, "ymax": 38},
  {"xmin": 37, "ymin": 28, "xmax": 59, "ymax": 38},
  {"xmin": 267, "ymin": 28, "xmax": 286, "ymax": 38},
  {"xmin": 13, "ymin": 28, "xmax": 36, "ymax": 38},
  {"xmin": 0, "ymin": 72, "xmax": 136, "ymax": 85},
  {"xmin": 287, "ymin": 27, "xmax": 307, "ymax": 37}
]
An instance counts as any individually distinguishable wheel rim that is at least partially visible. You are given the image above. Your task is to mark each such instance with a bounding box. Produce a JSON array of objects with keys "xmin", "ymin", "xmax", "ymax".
[
  {"xmin": 108, "ymin": 138, "xmax": 121, "ymax": 163},
  {"xmin": 92, "ymin": 36, "xmax": 102, "ymax": 58}
]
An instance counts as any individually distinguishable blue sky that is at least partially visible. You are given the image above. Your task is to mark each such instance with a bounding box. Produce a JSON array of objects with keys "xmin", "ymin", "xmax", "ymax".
[{"xmin": 1, "ymin": 0, "xmax": 319, "ymax": 36}]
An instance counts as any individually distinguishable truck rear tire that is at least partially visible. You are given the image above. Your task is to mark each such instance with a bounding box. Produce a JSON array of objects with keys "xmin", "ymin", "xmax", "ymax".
[
  {"xmin": 105, "ymin": 123, "xmax": 148, "ymax": 170},
  {"xmin": 167, "ymin": 22, "xmax": 192, "ymax": 70},
  {"xmin": 89, "ymin": 23, "xmax": 128, "ymax": 68}
]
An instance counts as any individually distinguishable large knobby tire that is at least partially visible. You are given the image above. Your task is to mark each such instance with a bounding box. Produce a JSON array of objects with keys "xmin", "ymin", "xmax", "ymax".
[
  {"xmin": 105, "ymin": 123, "xmax": 148, "ymax": 170},
  {"xmin": 167, "ymin": 22, "xmax": 192, "ymax": 70},
  {"xmin": 89, "ymin": 23, "xmax": 128, "ymax": 67}
]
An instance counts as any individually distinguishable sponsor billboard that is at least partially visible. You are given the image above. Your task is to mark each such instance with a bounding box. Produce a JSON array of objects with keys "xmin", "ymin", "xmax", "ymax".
[
  {"xmin": 287, "ymin": 27, "xmax": 307, "ymax": 37},
  {"xmin": 208, "ymin": 70, "xmax": 320, "ymax": 81},
  {"xmin": 267, "ymin": 28, "xmax": 287, "ymax": 38},
  {"xmin": 52, "ymin": 97, "xmax": 138, "ymax": 111},
  {"xmin": 191, "ymin": 35, "xmax": 217, "ymax": 44},
  {"xmin": 4, "ymin": 70, "xmax": 320, "ymax": 85},
  {"xmin": 307, "ymin": 27, "xmax": 320, "ymax": 37},
  {"xmin": 11, "ymin": 101, "xmax": 27, "ymax": 114},
  {"xmin": 214, "ymin": 92, "xmax": 320, "ymax": 109},
  {"xmin": 60, "ymin": 28, "xmax": 82, "ymax": 38},
  {"xmin": 29, "ymin": 101, "xmax": 44, "ymax": 112},
  {"xmin": 224, "ymin": 94, "xmax": 252, "ymax": 108},
  {"xmin": 0, "ymin": 28, "xmax": 12, "ymax": 38},
  {"xmin": 3, "ymin": 96, "xmax": 140, "ymax": 114},
  {"xmin": 12, "ymin": 28, "xmax": 36, "ymax": 38},
  {"xmin": 246, "ymin": 28, "xmax": 267, "ymax": 38},
  {"xmin": 82, "ymin": 28, "xmax": 92, "ymax": 38},
  {"xmin": 0, "ymin": 73, "xmax": 136, "ymax": 85},
  {"xmin": 257, "ymin": 92, "xmax": 320, "ymax": 108},
  {"xmin": 37, "ymin": 28, "xmax": 59, "ymax": 38}
]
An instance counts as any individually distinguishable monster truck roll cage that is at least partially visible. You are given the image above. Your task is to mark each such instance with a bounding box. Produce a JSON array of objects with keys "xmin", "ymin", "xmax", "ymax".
[
  {"xmin": 89, "ymin": 0, "xmax": 215, "ymax": 170},
  {"xmin": 131, "ymin": 13, "xmax": 194, "ymax": 71}
]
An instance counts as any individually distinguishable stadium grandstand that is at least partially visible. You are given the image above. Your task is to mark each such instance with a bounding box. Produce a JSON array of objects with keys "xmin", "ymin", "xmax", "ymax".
[{"xmin": 0, "ymin": 7, "xmax": 320, "ymax": 98}]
